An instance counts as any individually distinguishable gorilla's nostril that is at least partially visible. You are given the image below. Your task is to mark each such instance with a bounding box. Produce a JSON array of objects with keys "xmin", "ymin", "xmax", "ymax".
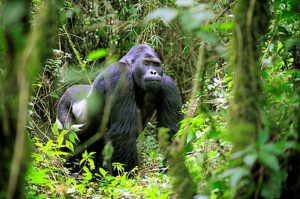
[{"xmin": 150, "ymin": 70, "xmax": 157, "ymax": 75}]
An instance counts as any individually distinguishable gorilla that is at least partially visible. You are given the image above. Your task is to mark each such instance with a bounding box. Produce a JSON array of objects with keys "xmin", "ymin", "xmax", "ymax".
[{"xmin": 57, "ymin": 44, "xmax": 182, "ymax": 172}]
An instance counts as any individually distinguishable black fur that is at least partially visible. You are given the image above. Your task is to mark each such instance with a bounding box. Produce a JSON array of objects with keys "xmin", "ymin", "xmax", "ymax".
[{"xmin": 57, "ymin": 44, "xmax": 182, "ymax": 172}]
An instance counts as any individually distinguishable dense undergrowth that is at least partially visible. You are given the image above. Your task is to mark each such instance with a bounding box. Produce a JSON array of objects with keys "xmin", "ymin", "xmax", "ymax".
[{"xmin": 1, "ymin": 0, "xmax": 298, "ymax": 198}]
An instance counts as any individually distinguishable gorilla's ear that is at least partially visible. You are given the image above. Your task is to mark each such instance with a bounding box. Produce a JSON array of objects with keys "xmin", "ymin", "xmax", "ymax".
[
  {"xmin": 119, "ymin": 55, "xmax": 134, "ymax": 68},
  {"xmin": 119, "ymin": 55, "xmax": 128, "ymax": 64}
]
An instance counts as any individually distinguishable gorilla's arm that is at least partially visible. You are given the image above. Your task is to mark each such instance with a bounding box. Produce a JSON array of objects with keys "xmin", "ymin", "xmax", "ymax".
[
  {"xmin": 57, "ymin": 84, "xmax": 91, "ymax": 128},
  {"xmin": 157, "ymin": 75, "xmax": 183, "ymax": 138},
  {"xmin": 92, "ymin": 64, "xmax": 139, "ymax": 171},
  {"xmin": 106, "ymin": 81, "xmax": 139, "ymax": 171}
]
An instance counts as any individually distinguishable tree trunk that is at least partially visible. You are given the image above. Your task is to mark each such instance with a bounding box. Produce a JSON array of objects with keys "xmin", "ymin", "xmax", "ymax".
[
  {"xmin": 228, "ymin": 0, "xmax": 269, "ymax": 151},
  {"xmin": 228, "ymin": 0, "xmax": 270, "ymax": 198},
  {"xmin": 0, "ymin": 1, "xmax": 60, "ymax": 198}
]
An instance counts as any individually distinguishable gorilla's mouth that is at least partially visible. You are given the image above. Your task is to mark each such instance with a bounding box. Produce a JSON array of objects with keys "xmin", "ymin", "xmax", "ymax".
[
  {"xmin": 144, "ymin": 78, "xmax": 161, "ymax": 90},
  {"xmin": 144, "ymin": 77, "xmax": 161, "ymax": 82}
]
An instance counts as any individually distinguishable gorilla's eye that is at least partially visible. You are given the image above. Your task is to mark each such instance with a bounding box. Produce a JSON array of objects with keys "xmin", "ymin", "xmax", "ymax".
[
  {"xmin": 152, "ymin": 62, "xmax": 161, "ymax": 67},
  {"xmin": 143, "ymin": 60, "xmax": 161, "ymax": 67}
]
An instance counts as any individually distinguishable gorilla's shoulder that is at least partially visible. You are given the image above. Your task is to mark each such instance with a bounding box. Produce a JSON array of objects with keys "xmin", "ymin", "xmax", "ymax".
[
  {"xmin": 162, "ymin": 74, "xmax": 176, "ymax": 87},
  {"xmin": 94, "ymin": 62, "xmax": 128, "ymax": 81},
  {"xmin": 101, "ymin": 62, "xmax": 128, "ymax": 76},
  {"xmin": 92, "ymin": 62, "xmax": 130, "ymax": 90}
]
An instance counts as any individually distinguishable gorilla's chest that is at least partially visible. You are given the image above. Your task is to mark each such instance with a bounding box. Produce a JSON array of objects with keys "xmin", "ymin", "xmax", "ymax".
[{"xmin": 137, "ymin": 92, "xmax": 158, "ymax": 125}]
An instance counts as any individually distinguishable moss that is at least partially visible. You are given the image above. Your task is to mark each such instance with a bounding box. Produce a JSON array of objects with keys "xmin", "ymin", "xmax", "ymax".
[
  {"xmin": 228, "ymin": 0, "xmax": 270, "ymax": 151},
  {"xmin": 158, "ymin": 128, "xmax": 196, "ymax": 199}
]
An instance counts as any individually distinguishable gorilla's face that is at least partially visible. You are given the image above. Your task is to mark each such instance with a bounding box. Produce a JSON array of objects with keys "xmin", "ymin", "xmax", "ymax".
[
  {"xmin": 119, "ymin": 44, "xmax": 164, "ymax": 91},
  {"xmin": 132, "ymin": 58, "xmax": 163, "ymax": 91}
]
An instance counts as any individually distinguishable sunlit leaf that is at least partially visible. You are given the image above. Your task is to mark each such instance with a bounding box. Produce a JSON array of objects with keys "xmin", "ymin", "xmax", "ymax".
[
  {"xmin": 44, "ymin": 140, "xmax": 53, "ymax": 152},
  {"xmin": 52, "ymin": 121, "xmax": 58, "ymax": 135},
  {"xmin": 34, "ymin": 194, "xmax": 48, "ymax": 199},
  {"xmin": 175, "ymin": 0, "xmax": 194, "ymax": 7},
  {"xmin": 58, "ymin": 135, "xmax": 64, "ymax": 146},
  {"xmin": 83, "ymin": 166, "xmax": 90, "ymax": 173},
  {"xmin": 99, "ymin": 168, "xmax": 107, "ymax": 177},
  {"xmin": 243, "ymin": 153, "xmax": 257, "ymax": 167},
  {"xmin": 88, "ymin": 158, "xmax": 95, "ymax": 168},
  {"xmin": 48, "ymin": 151, "xmax": 70, "ymax": 156},
  {"xmin": 35, "ymin": 142, "xmax": 44, "ymax": 148},
  {"xmin": 86, "ymin": 49, "xmax": 108, "ymax": 61},
  {"xmin": 82, "ymin": 150, "xmax": 88, "ymax": 159},
  {"xmin": 69, "ymin": 133, "xmax": 76, "ymax": 143},
  {"xmin": 66, "ymin": 178, "xmax": 76, "ymax": 186},
  {"xmin": 102, "ymin": 141, "xmax": 114, "ymax": 160},
  {"xmin": 145, "ymin": 8, "xmax": 178, "ymax": 26},
  {"xmin": 182, "ymin": 7, "xmax": 214, "ymax": 32},
  {"xmin": 66, "ymin": 140, "xmax": 74, "ymax": 153},
  {"xmin": 80, "ymin": 159, "xmax": 85, "ymax": 165},
  {"xmin": 60, "ymin": 129, "xmax": 68, "ymax": 136},
  {"xmin": 28, "ymin": 169, "xmax": 51, "ymax": 184},
  {"xmin": 216, "ymin": 22, "xmax": 234, "ymax": 31}
]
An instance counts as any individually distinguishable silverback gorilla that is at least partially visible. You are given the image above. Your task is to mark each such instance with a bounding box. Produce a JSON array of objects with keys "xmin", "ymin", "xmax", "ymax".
[{"xmin": 57, "ymin": 44, "xmax": 182, "ymax": 172}]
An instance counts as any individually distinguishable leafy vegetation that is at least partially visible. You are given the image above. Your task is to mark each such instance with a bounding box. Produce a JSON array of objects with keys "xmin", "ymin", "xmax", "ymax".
[{"xmin": 1, "ymin": 0, "xmax": 299, "ymax": 198}]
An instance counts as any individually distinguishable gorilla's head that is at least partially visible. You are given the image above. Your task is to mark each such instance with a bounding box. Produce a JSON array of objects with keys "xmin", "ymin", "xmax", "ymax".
[{"xmin": 119, "ymin": 44, "xmax": 163, "ymax": 91}]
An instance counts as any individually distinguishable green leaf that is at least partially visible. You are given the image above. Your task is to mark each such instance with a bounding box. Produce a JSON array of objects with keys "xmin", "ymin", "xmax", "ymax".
[
  {"xmin": 102, "ymin": 141, "xmax": 114, "ymax": 161},
  {"xmin": 223, "ymin": 76, "xmax": 233, "ymax": 82},
  {"xmin": 88, "ymin": 158, "xmax": 95, "ymax": 169},
  {"xmin": 82, "ymin": 150, "xmax": 88, "ymax": 159},
  {"xmin": 259, "ymin": 153, "xmax": 279, "ymax": 171},
  {"xmin": 257, "ymin": 128, "xmax": 269, "ymax": 145},
  {"xmin": 58, "ymin": 135, "xmax": 64, "ymax": 146},
  {"xmin": 66, "ymin": 140, "xmax": 74, "ymax": 153},
  {"xmin": 215, "ymin": 22, "xmax": 234, "ymax": 31},
  {"xmin": 60, "ymin": 129, "xmax": 68, "ymax": 136},
  {"xmin": 285, "ymin": 37, "xmax": 300, "ymax": 51},
  {"xmin": 83, "ymin": 172, "xmax": 93, "ymax": 181},
  {"xmin": 99, "ymin": 168, "xmax": 107, "ymax": 177},
  {"xmin": 207, "ymin": 129, "xmax": 220, "ymax": 138},
  {"xmin": 243, "ymin": 153, "xmax": 257, "ymax": 167},
  {"xmin": 66, "ymin": 177, "xmax": 76, "ymax": 186},
  {"xmin": 261, "ymin": 172, "xmax": 283, "ymax": 198},
  {"xmin": 208, "ymin": 151, "xmax": 215, "ymax": 160},
  {"xmin": 221, "ymin": 167, "xmax": 249, "ymax": 189},
  {"xmin": 69, "ymin": 133, "xmax": 75, "ymax": 143},
  {"xmin": 48, "ymin": 151, "xmax": 70, "ymax": 156},
  {"xmin": 83, "ymin": 166, "xmax": 90, "ymax": 173},
  {"xmin": 43, "ymin": 140, "xmax": 53, "ymax": 152},
  {"xmin": 28, "ymin": 169, "xmax": 51, "ymax": 184},
  {"xmin": 34, "ymin": 194, "xmax": 48, "ymax": 199},
  {"xmin": 70, "ymin": 131, "xmax": 80, "ymax": 142},
  {"xmin": 86, "ymin": 49, "xmax": 108, "ymax": 61},
  {"xmin": 276, "ymin": 42, "xmax": 283, "ymax": 53},
  {"xmin": 80, "ymin": 159, "xmax": 85, "ymax": 165},
  {"xmin": 35, "ymin": 142, "xmax": 44, "ymax": 148},
  {"xmin": 52, "ymin": 121, "xmax": 58, "ymax": 135}
]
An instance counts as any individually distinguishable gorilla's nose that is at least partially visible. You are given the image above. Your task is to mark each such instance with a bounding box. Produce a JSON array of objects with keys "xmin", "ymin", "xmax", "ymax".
[
  {"xmin": 149, "ymin": 69, "xmax": 158, "ymax": 76},
  {"xmin": 145, "ymin": 69, "xmax": 161, "ymax": 81}
]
